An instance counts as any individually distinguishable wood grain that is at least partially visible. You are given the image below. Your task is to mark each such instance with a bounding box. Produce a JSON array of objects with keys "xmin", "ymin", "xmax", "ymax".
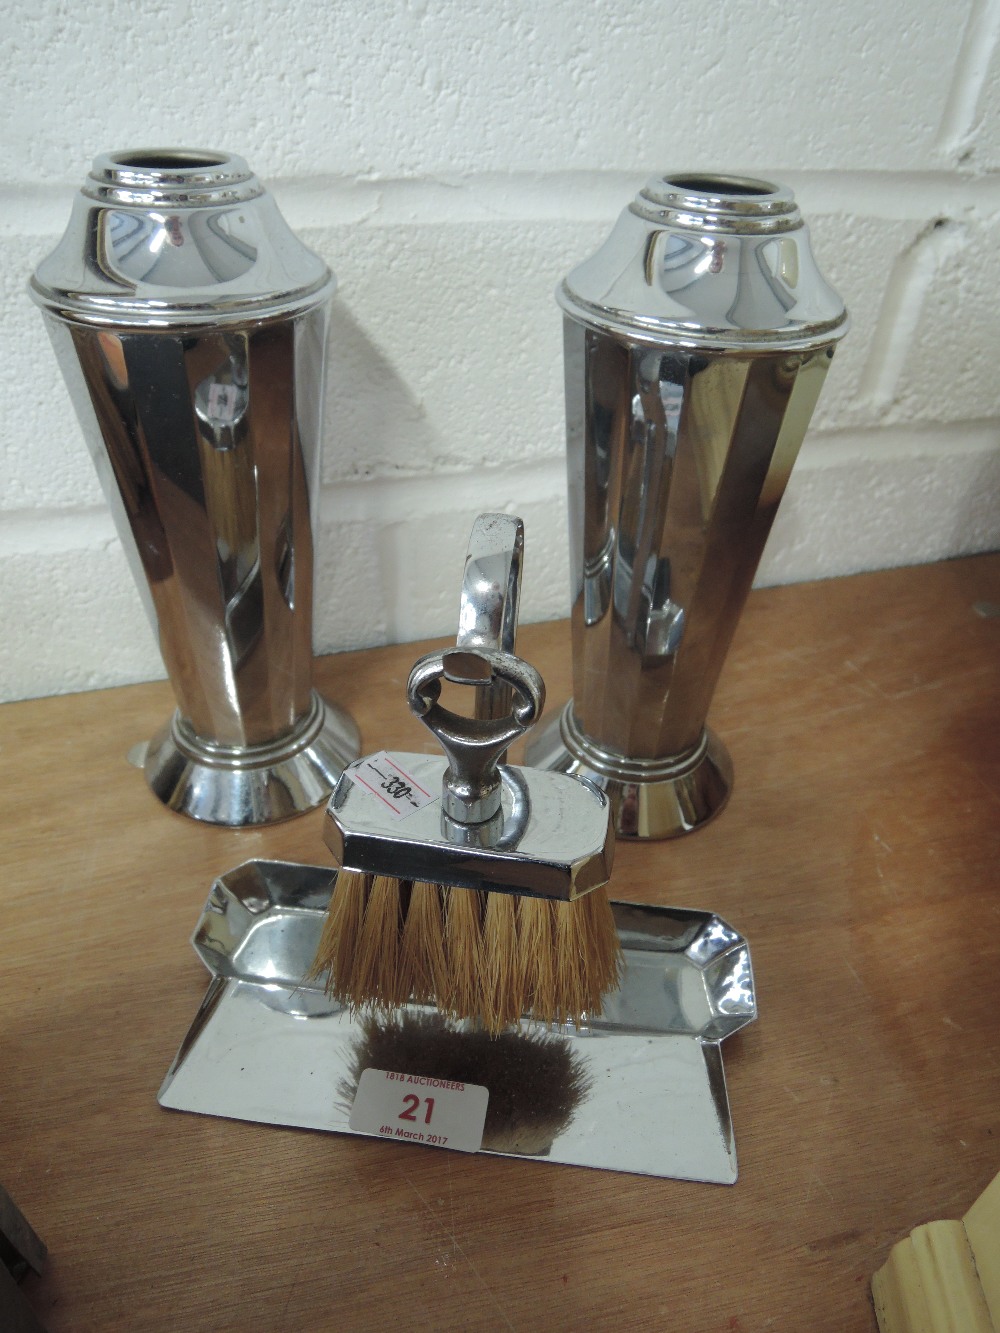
[{"xmin": 3, "ymin": 554, "xmax": 1000, "ymax": 1332}]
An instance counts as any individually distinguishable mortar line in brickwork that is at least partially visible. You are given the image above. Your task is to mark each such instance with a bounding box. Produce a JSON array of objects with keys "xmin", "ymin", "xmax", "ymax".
[
  {"xmin": 273, "ymin": 171, "xmax": 1000, "ymax": 227},
  {"xmin": 935, "ymin": 0, "xmax": 1000, "ymax": 160},
  {"xmin": 315, "ymin": 455, "xmax": 567, "ymax": 527},
  {"xmin": 6, "ymin": 426, "xmax": 999, "ymax": 564},
  {"xmin": 0, "ymin": 504, "xmax": 115, "ymax": 558},
  {"xmin": 797, "ymin": 420, "xmax": 1000, "ymax": 466},
  {"xmin": 0, "ymin": 457, "xmax": 569, "ymax": 558},
  {"xmin": 781, "ymin": 171, "xmax": 1000, "ymax": 220},
  {"xmin": 4, "ymin": 170, "xmax": 1000, "ymax": 237},
  {"xmin": 856, "ymin": 219, "xmax": 969, "ymax": 413}
]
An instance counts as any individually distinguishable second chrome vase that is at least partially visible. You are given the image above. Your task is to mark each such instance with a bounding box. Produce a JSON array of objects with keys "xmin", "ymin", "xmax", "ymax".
[{"xmin": 527, "ymin": 174, "xmax": 848, "ymax": 838}]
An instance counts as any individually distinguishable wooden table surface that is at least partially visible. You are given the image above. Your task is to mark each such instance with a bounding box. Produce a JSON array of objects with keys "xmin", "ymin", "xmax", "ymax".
[{"xmin": 3, "ymin": 554, "xmax": 1000, "ymax": 1332}]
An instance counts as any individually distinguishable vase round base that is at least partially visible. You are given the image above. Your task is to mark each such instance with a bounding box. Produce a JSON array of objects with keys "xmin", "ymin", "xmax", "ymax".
[
  {"xmin": 142, "ymin": 691, "xmax": 361, "ymax": 827},
  {"xmin": 524, "ymin": 704, "xmax": 733, "ymax": 841}
]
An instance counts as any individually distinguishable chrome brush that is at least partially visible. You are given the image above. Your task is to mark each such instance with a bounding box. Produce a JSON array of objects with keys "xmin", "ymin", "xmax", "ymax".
[{"xmin": 312, "ymin": 513, "xmax": 620, "ymax": 1035}]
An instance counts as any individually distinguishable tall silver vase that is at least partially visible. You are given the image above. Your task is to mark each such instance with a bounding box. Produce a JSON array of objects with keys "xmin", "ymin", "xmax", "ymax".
[
  {"xmin": 527, "ymin": 174, "xmax": 848, "ymax": 839},
  {"xmin": 30, "ymin": 149, "xmax": 360, "ymax": 825}
]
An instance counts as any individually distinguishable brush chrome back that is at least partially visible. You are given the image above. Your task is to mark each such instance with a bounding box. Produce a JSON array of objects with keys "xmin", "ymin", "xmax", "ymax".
[{"xmin": 325, "ymin": 750, "xmax": 613, "ymax": 900}]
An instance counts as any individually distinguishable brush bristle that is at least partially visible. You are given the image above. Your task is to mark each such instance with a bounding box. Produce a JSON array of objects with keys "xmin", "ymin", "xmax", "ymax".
[
  {"xmin": 352, "ymin": 874, "xmax": 406, "ymax": 1010},
  {"xmin": 443, "ymin": 886, "xmax": 484, "ymax": 1020},
  {"xmin": 483, "ymin": 892, "xmax": 522, "ymax": 1032},
  {"xmin": 309, "ymin": 868, "xmax": 368, "ymax": 1001},
  {"xmin": 398, "ymin": 880, "xmax": 449, "ymax": 1004},
  {"xmin": 312, "ymin": 873, "xmax": 623, "ymax": 1036},
  {"xmin": 554, "ymin": 899, "xmax": 585, "ymax": 1025},
  {"xmin": 517, "ymin": 895, "xmax": 557, "ymax": 1019}
]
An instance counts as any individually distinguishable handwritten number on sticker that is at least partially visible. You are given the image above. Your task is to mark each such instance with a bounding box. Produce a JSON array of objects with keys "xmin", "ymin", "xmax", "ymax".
[
  {"xmin": 368, "ymin": 761, "xmax": 419, "ymax": 809},
  {"xmin": 351, "ymin": 753, "xmax": 435, "ymax": 820},
  {"xmin": 379, "ymin": 772, "xmax": 415, "ymax": 804}
]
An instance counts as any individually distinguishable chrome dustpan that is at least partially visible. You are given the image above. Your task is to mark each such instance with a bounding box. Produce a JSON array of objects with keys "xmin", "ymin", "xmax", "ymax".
[{"xmin": 159, "ymin": 859, "xmax": 756, "ymax": 1183}]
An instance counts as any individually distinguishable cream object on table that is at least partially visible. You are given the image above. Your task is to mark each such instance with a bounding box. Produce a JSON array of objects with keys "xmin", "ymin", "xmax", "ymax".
[{"xmin": 873, "ymin": 1167, "xmax": 1000, "ymax": 1331}]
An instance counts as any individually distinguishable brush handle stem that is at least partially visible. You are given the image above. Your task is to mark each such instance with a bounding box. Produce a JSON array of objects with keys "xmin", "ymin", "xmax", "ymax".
[{"xmin": 456, "ymin": 513, "xmax": 525, "ymax": 754}]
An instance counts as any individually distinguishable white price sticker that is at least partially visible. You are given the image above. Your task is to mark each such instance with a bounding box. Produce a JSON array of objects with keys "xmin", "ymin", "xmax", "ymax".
[
  {"xmin": 206, "ymin": 381, "xmax": 240, "ymax": 423},
  {"xmin": 349, "ymin": 1068, "xmax": 489, "ymax": 1153},
  {"xmin": 350, "ymin": 752, "xmax": 436, "ymax": 820}
]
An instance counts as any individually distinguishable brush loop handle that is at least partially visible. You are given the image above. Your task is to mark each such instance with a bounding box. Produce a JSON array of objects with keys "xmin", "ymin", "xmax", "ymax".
[
  {"xmin": 457, "ymin": 514, "xmax": 523, "ymax": 725},
  {"xmin": 407, "ymin": 646, "xmax": 545, "ymax": 824},
  {"xmin": 457, "ymin": 514, "xmax": 522, "ymax": 654}
]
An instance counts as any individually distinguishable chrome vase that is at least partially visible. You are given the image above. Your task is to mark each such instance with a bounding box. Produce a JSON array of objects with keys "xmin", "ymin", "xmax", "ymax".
[
  {"xmin": 30, "ymin": 149, "xmax": 360, "ymax": 826},
  {"xmin": 527, "ymin": 174, "xmax": 848, "ymax": 839}
]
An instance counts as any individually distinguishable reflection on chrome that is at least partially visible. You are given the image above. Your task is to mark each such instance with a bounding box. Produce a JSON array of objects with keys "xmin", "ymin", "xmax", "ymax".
[
  {"xmin": 342, "ymin": 1013, "xmax": 592, "ymax": 1156},
  {"xmin": 527, "ymin": 173, "xmax": 848, "ymax": 839}
]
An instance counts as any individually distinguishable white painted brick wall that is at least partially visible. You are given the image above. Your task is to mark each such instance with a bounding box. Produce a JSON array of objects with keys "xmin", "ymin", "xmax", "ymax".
[{"xmin": 2, "ymin": 0, "xmax": 999, "ymax": 702}]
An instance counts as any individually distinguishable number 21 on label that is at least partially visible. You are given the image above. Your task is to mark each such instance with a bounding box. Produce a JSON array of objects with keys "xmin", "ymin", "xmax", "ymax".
[{"xmin": 399, "ymin": 1094, "xmax": 435, "ymax": 1124}]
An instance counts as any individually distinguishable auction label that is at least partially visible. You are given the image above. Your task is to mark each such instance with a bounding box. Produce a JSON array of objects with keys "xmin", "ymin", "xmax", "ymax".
[{"xmin": 349, "ymin": 1068, "xmax": 489, "ymax": 1153}]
